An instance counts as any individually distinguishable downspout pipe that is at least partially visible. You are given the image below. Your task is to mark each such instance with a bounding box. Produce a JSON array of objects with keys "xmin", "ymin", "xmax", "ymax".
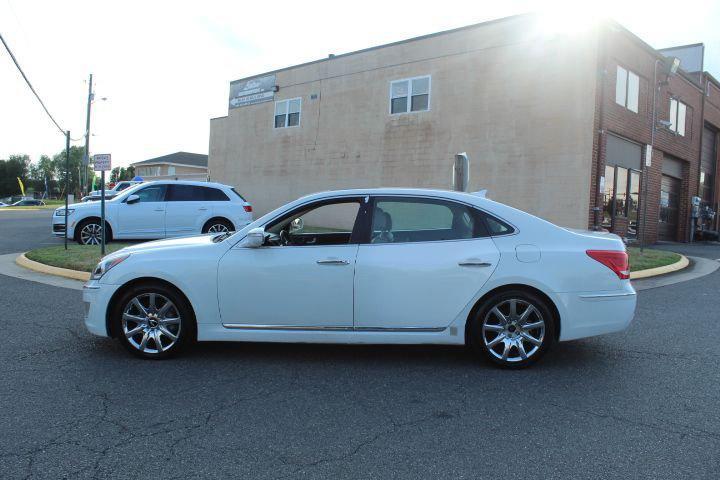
[{"xmin": 593, "ymin": 25, "xmax": 608, "ymax": 231}]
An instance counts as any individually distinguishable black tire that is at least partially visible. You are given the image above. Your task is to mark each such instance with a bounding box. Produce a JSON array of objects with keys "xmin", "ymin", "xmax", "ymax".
[
  {"xmin": 111, "ymin": 282, "xmax": 195, "ymax": 359},
  {"xmin": 75, "ymin": 218, "xmax": 112, "ymax": 245},
  {"xmin": 469, "ymin": 289, "xmax": 556, "ymax": 369},
  {"xmin": 202, "ymin": 218, "xmax": 234, "ymax": 234}
]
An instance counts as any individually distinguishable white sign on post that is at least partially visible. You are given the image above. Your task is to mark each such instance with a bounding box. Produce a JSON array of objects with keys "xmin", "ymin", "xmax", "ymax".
[{"xmin": 93, "ymin": 154, "xmax": 112, "ymax": 171}]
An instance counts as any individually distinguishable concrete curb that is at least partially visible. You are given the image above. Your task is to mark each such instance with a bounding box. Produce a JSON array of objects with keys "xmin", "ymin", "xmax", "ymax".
[
  {"xmin": 630, "ymin": 254, "xmax": 689, "ymax": 280},
  {"xmin": 16, "ymin": 253, "xmax": 90, "ymax": 282}
]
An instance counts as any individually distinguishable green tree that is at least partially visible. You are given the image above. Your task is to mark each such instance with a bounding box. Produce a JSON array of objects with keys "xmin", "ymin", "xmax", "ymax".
[
  {"xmin": 0, "ymin": 155, "xmax": 30, "ymax": 197},
  {"xmin": 50, "ymin": 146, "xmax": 91, "ymax": 197}
]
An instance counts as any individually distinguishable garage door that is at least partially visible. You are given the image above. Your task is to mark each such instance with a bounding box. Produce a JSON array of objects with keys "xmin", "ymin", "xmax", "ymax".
[{"xmin": 659, "ymin": 174, "xmax": 680, "ymax": 241}]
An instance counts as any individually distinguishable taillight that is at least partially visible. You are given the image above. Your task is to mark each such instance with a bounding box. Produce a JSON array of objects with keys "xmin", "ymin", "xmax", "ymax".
[
  {"xmin": 586, "ymin": 250, "xmax": 630, "ymax": 280},
  {"xmin": 243, "ymin": 205, "xmax": 252, "ymax": 212}
]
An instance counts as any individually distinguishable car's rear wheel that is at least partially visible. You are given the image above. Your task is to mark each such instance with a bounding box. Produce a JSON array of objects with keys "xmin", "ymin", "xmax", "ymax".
[
  {"xmin": 202, "ymin": 218, "xmax": 234, "ymax": 234},
  {"xmin": 470, "ymin": 290, "xmax": 555, "ymax": 368},
  {"xmin": 76, "ymin": 219, "xmax": 111, "ymax": 245},
  {"xmin": 112, "ymin": 283, "xmax": 194, "ymax": 359}
]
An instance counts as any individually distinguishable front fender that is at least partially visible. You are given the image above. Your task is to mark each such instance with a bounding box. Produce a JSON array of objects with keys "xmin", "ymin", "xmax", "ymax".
[{"xmin": 100, "ymin": 249, "xmax": 224, "ymax": 325}]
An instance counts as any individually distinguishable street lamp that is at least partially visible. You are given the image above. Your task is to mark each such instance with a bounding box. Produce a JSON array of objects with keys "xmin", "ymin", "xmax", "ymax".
[{"xmin": 640, "ymin": 56, "xmax": 680, "ymax": 253}]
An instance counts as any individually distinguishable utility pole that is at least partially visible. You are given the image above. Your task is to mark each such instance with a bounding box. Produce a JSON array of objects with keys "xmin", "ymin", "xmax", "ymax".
[
  {"xmin": 64, "ymin": 131, "xmax": 70, "ymax": 250},
  {"xmin": 82, "ymin": 73, "xmax": 93, "ymax": 195}
]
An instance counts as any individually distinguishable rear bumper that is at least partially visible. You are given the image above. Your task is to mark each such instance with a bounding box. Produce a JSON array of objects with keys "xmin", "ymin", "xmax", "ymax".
[{"xmin": 557, "ymin": 284, "xmax": 636, "ymax": 341}]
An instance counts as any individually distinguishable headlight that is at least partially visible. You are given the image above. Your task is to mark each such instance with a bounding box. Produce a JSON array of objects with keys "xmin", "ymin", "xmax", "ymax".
[
  {"xmin": 91, "ymin": 254, "xmax": 130, "ymax": 280},
  {"xmin": 55, "ymin": 209, "xmax": 75, "ymax": 216}
]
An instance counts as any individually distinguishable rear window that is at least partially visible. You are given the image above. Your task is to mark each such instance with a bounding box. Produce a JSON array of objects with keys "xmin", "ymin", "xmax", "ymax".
[
  {"xmin": 483, "ymin": 214, "xmax": 515, "ymax": 236},
  {"xmin": 204, "ymin": 187, "xmax": 230, "ymax": 201},
  {"xmin": 231, "ymin": 188, "xmax": 246, "ymax": 202}
]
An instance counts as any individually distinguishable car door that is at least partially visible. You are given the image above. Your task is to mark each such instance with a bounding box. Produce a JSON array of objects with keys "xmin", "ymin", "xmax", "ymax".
[
  {"xmin": 165, "ymin": 184, "xmax": 209, "ymax": 236},
  {"xmin": 217, "ymin": 197, "xmax": 368, "ymax": 328},
  {"xmin": 116, "ymin": 184, "xmax": 167, "ymax": 238},
  {"xmin": 354, "ymin": 196, "xmax": 500, "ymax": 329}
]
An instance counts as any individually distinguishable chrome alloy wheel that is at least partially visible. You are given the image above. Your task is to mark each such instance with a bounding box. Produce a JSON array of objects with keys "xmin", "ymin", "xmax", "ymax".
[
  {"xmin": 80, "ymin": 223, "xmax": 103, "ymax": 245},
  {"xmin": 207, "ymin": 223, "xmax": 229, "ymax": 233},
  {"xmin": 482, "ymin": 299, "xmax": 545, "ymax": 363},
  {"xmin": 121, "ymin": 293, "xmax": 181, "ymax": 354}
]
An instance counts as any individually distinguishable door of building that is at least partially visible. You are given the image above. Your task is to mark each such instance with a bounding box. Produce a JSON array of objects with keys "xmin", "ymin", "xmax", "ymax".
[
  {"xmin": 700, "ymin": 127, "xmax": 717, "ymax": 231},
  {"xmin": 659, "ymin": 175, "xmax": 680, "ymax": 241}
]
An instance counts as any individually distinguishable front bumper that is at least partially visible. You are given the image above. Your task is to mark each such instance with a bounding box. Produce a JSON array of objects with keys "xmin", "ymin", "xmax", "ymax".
[
  {"xmin": 51, "ymin": 216, "xmax": 75, "ymax": 239},
  {"xmin": 557, "ymin": 283, "xmax": 637, "ymax": 341},
  {"xmin": 82, "ymin": 280, "xmax": 118, "ymax": 337}
]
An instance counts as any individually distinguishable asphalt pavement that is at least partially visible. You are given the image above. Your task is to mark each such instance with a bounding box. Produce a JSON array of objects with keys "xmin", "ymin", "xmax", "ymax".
[{"xmin": 1, "ymin": 210, "xmax": 719, "ymax": 479}]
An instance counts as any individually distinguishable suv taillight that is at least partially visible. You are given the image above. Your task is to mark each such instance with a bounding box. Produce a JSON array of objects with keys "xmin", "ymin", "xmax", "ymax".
[
  {"xmin": 586, "ymin": 250, "xmax": 630, "ymax": 280},
  {"xmin": 243, "ymin": 205, "xmax": 252, "ymax": 213}
]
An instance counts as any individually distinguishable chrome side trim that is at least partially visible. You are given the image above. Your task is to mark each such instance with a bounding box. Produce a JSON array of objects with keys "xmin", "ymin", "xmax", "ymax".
[
  {"xmin": 578, "ymin": 292, "xmax": 637, "ymax": 299},
  {"xmin": 222, "ymin": 324, "xmax": 447, "ymax": 333}
]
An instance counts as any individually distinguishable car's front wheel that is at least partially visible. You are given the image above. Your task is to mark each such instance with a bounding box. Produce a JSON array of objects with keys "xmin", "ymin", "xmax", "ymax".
[
  {"xmin": 76, "ymin": 218, "xmax": 111, "ymax": 245},
  {"xmin": 111, "ymin": 283, "xmax": 195, "ymax": 359},
  {"xmin": 470, "ymin": 290, "xmax": 556, "ymax": 368}
]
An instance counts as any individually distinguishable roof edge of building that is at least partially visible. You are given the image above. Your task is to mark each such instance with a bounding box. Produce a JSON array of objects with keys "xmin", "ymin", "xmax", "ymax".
[{"xmin": 229, "ymin": 12, "xmax": 534, "ymax": 85}]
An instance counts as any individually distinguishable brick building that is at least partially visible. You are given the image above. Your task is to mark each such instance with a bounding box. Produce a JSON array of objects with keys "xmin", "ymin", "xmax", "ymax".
[{"xmin": 209, "ymin": 14, "xmax": 719, "ymax": 243}]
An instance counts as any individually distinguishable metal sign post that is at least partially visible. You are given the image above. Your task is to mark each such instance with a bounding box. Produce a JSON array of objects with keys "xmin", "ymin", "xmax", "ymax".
[
  {"xmin": 64, "ymin": 131, "xmax": 70, "ymax": 250},
  {"xmin": 93, "ymin": 154, "xmax": 111, "ymax": 255}
]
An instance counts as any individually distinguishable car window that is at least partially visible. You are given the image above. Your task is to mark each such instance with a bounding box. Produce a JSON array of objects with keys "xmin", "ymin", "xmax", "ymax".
[
  {"xmin": 230, "ymin": 188, "xmax": 246, "ymax": 201},
  {"xmin": 167, "ymin": 184, "xmax": 201, "ymax": 201},
  {"xmin": 167, "ymin": 185, "xmax": 230, "ymax": 201},
  {"xmin": 371, "ymin": 197, "xmax": 488, "ymax": 244},
  {"xmin": 203, "ymin": 187, "xmax": 230, "ymax": 201},
  {"xmin": 133, "ymin": 185, "xmax": 166, "ymax": 203},
  {"xmin": 483, "ymin": 214, "xmax": 515, "ymax": 236},
  {"xmin": 266, "ymin": 200, "xmax": 362, "ymax": 246}
]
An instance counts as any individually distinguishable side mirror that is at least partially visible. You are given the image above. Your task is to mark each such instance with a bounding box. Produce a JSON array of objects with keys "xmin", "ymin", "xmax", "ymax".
[
  {"xmin": 240, "ymin": 227, "xmax": 266, "ymax": 248},
  {"xmin": 290, "ymin": 217, "xmax": 304, "ymax": 233},
  {"xmin": 126, "ymin": 194, "xmax": 140, "ymax": 204}
]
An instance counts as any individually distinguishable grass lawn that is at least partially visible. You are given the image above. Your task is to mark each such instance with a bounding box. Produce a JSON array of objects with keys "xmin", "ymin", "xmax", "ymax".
[
  {"xmin": 627, "ymin": 247, "xmax": 681, "ymax": 272},
  {"xmin": 25, "ymin": 243, "xmax": 133, "ymax": 272}
]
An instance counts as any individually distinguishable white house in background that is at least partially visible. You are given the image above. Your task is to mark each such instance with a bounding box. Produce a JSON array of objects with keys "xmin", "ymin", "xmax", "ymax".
[{"xmin": 131, "ymin": 152, "xmax": 208, "ymax": 182}]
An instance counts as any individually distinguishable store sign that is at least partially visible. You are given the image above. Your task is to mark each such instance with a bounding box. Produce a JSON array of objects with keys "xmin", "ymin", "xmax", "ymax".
[
  {"xmin": 93, "ymin": 154, "xmax": 111, "ymax": 171},
  {"xmin": 229, "ymin": 74, "xmax": 276, "ymax": 109}
]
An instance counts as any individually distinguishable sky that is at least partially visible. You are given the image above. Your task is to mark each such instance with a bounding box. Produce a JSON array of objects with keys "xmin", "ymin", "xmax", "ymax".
[{"xmin": 1, "ymin": 0, "xmax": 719, "ymax": 168}]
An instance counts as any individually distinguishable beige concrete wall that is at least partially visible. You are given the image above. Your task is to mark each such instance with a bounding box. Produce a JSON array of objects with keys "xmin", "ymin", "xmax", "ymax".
[{"xmin": 209, "ymin": 16, "xmax": 599, "ymax": 228}]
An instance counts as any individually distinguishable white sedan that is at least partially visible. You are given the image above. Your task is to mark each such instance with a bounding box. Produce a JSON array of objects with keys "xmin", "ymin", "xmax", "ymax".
[
  {"xmin": 82, "ymin": 188, "xmax": 636, "ymax": 368},
  {"xmin": 53, "ymin": 180, "xmax": 253, "ymax": 244}
]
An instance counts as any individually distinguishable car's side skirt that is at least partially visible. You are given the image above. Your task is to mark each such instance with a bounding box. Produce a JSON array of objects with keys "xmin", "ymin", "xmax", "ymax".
[
  {"xmin": 199, "ymin": 323, "xmax": 465, "ymax": 345},
  {"xmin": 222, "ymin": 324, "xmax": 446, "ymax": 333}
]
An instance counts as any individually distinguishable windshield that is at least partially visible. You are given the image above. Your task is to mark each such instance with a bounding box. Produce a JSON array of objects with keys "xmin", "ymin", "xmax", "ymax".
[{"xmin": 109, "ymin": 182, "xmax": 152, "ymax": 202}]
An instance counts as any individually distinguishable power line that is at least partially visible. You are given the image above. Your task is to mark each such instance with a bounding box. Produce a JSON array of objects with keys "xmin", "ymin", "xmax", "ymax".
[{"xmin": 0, "ymin": 30, "xmax": 65, "ymax": 136}]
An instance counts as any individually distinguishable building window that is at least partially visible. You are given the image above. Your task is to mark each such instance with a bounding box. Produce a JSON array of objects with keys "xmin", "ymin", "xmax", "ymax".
[
  {"xmin": 669, "ymin": 98, "xmax": 687, "ymax": 136},
  {"xmin": 274, "ymin": 98, "xmax": 301, "ymax": 128},
  {"xmin": 390, "ymin": 76, "xmax": 430, "ymax": 114},
  {"xmin": 167, "ymin": 166, "xmax": 176, "ymax": 175},
  {"xmin": 603, "ymin": 164, "xmax": 641, "ymax": 237},
  {"xmin": 602, "ymin": 165, "xmax": 615, "ymax": 228},
  {"xmin": 615, "ymin": 66, "xmax": 639, "ymax": 113}
]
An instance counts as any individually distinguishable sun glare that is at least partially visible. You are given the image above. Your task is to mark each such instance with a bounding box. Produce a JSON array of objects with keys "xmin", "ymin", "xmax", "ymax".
[{"xmin": 537, "ymin": 5, "xmax": 603, "ymax": 36}]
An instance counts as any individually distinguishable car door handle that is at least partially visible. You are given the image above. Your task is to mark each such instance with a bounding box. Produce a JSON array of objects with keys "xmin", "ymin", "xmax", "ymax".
[
  {"xmin": 316, "ymin": 258, "xmax": 350, "ymax": 265},
  {"xmin": 198, "ymin": 207, "xmax": 208, "ymax": 211},
  {"xmin": 458, "ymin": 259, "xmax": 492, "ymax": 267},
  {"xmin": 154, "ymin": 208, "xmax": 165, "ymax": 212}
]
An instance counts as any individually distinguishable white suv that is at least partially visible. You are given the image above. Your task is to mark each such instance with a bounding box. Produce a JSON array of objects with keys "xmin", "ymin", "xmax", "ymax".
[{"xmin": 53, "ymin": 181, "xmax": 253, "ymax": 244}]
